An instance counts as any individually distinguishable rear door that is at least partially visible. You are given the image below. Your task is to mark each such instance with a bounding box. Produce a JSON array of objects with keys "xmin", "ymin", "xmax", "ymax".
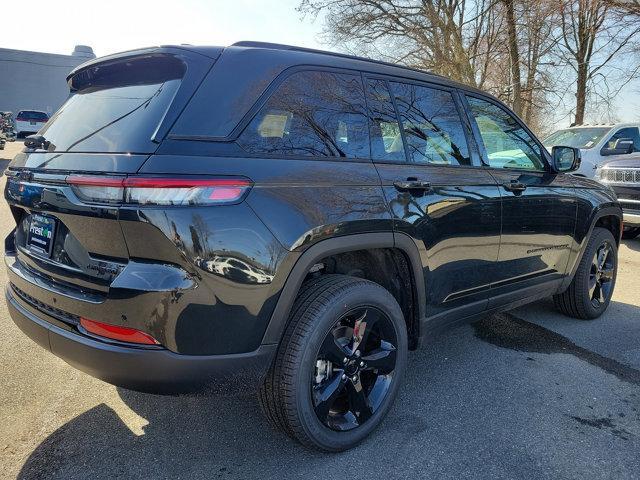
[
  {"xmin": 365, "ymin": 77, "xmax": 502, "ymax": 325},
  {"xmin": 463, "ymin": 94, "xmax": 577, "ymax": 307}
]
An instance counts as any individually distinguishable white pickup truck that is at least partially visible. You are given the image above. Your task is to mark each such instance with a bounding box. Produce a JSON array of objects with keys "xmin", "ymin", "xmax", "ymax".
[{"xmin": 543, "ymin": 123, "xmax": 640, "ymax": 178}]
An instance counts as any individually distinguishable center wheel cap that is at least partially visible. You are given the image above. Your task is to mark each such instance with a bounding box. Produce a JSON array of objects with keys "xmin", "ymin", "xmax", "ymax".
[{"xmin": 344, "ymin": 359, "xmax": 360, "ymax": 376}]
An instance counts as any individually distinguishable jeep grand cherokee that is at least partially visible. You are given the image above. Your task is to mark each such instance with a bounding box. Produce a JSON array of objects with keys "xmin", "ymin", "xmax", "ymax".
[{"xmin": 4, "ymin": 42, "xmax": 623, "ymax": 451}]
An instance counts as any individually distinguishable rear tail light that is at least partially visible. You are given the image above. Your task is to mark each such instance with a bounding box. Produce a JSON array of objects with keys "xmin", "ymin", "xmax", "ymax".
[
  {"xmin": 66, "ymin": 176, "xmax": 252, "ymax": 206},
  {"xmin": 80, "ymin": 317, "xmax": 161, "ymax": 345}
]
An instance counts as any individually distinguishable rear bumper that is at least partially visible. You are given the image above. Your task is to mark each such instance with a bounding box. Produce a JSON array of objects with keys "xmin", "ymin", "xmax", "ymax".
[{"xmin": 6, "ymin": 286, "xmax": 277, "ymax": 393}]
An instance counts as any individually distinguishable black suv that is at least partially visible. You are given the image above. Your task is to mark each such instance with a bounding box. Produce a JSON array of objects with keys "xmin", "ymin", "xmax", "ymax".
[{"xmin": 4, "ymin": 42, "xmax": 622, "ymax": 451}]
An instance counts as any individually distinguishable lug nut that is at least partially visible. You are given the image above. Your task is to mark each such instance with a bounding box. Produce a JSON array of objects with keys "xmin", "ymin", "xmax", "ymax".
[
  {"xmin": 355, "ymin": 350, "xmax": 361, "ymax": 357},
  {"xmin": 342, "ymin": 374, "xmax": 347, "ymax": 380},
  {"xmin": 352, "ymin": 375, "xmax": 358, "ymax": 383},
  {"xmin": 360, "ymin": 361, "xmax": 365, "ymax": 367},
  {"xmin": 343, "ymin": 357, "xmax": 348, "ymax": 364}
]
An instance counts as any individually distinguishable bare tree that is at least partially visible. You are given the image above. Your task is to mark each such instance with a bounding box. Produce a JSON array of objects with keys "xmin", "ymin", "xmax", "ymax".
[
  {"xmin": 502, "ymin": 0, "xmax": 523, "ymax": 115},
  {"xmin": 299, "ymin": 0, "xmax": 640, "ymax": 131},
  {"xmin": 299, "ymin": 0, "xmax": 559, "ymax": 127},
  {"xmin": 299, "ymin": 0, "xmax": 502, "ymax": 88},
  {"xmin": 556, "ymin": 0, "xmax": 640, "ymax": 125}
]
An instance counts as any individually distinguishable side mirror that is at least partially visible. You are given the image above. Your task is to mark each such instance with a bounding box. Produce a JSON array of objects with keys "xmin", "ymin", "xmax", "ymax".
[
  {"xmin": 602, "ymin": 138, "xmax": 634, "ymax": 156},
  {"xmin": 551, "ymin": 145, "xmax": 581, "ymax": 173}
]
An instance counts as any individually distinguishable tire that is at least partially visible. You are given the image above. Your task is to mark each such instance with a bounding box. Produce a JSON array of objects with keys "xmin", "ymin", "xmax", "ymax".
[
  {"xmin": 553, "ymin": 227, "xmax": 617, "ymax": 319},
  {"xmin": 258, "ymin": 274, "xmax": 408, "ymax": 451},
  {"xmin": 622, "ymin": 227, "xmax": 640, "ymax": 240}
]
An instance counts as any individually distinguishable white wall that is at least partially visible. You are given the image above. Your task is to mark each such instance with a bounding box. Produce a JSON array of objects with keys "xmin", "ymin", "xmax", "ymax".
[{"xmin": 0, "ymin": 45, "xmax": 95, "ymax": 118}]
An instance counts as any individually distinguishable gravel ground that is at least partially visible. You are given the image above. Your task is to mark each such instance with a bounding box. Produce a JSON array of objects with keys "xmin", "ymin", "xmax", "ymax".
[{"xmin": 1, "ymin": 140, "xmax": 639, "ymax": 479}]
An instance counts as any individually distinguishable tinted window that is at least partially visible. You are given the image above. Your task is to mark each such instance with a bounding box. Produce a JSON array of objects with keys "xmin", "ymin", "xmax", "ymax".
[
  {"xmin": 365, "ymin": 79, "xmax": 405, "ymax": 162},
  {"xmin": 17, "ymin": 111, "xmax": 48, "ymax": 121},
  {"xmin": 38, "ymin": 55, "xmax": 185, "ymax": 153},
  {"xmin": 390, "ymin": 82, "xmax": 471, "ymax": 165},
  {"xmin": 467, "ymin": 96, "xmax": 545, "ymax": 171},
  {"xmin": 606, "ymin": 127, "xmax": 640, "ymax": 152},
  {"xmin": 238, "ymin": 71, "xmax": 369, "ymax": 158}
]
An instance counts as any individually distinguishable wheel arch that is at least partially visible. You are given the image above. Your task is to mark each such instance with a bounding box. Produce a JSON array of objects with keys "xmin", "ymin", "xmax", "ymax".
[
  {"xmin": 562, "ymin": 205, "xmax": 622, "ymax": 291},
  {"xmin": 261, "ymin": 232, "xmax": 426, "ymax": 347}
]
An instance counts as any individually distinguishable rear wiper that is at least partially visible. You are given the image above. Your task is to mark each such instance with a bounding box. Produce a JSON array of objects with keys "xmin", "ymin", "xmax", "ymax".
[{"xmin": 24, "ymin": 135, "xmax": 51, "ymax": 150}]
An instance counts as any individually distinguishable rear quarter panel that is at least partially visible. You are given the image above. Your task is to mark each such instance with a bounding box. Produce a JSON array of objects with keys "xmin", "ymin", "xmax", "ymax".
[{"xmin": 135, "ymin": 153, "xmax": 392, "ymax": 353}]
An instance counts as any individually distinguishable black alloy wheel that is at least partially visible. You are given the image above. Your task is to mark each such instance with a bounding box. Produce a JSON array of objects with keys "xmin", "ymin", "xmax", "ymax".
[
  {"xmin": 588, "ymin": 240, "xmax": 615, "ymax": 308},
  {"xmin": 258, "ymin": 274, "xmax": 408, "ymax": 451},
  {"xmin": 312, "ymin": 306, "xmax": 398, "ymax": 431},
  {"xmin": 553, "ymin": 227, "xmax": 617, "ymax": 319}
]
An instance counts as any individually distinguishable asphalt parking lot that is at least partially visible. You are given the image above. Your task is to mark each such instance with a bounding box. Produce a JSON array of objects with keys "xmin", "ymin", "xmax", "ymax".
[{"xmin": 0, "ymin": 140, "xmax": 639, "ymax": 479}]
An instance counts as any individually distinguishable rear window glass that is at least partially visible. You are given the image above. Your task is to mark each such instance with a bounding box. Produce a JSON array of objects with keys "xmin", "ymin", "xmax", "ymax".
[
  {"xmin": 37, "ymin": 55, "xmax": 185, "ymax": 153},
  {"xmin": 18, "ymin": 111, "xmax": 48, "ymax": 121},
  {"xmin": 238, "ymin": 70, "xmax": 370, "ymax": 159}
]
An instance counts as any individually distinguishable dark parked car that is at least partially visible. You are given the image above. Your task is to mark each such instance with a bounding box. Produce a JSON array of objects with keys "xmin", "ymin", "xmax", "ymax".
[
  {"xmin": 595, "ymin": 159, "xmax": 640, "ymax": 239},
  {"xmin": 4, "ymin": 42, "xmax": 622, "ymax": 451}
]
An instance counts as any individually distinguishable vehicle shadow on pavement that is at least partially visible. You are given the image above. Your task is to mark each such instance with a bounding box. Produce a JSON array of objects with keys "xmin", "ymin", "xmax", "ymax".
[
  {"xmin": 0, "ymin": 160, "xmax": 10, "ymax": 175},
  {"xmin": 622, "ymin": 238, "xmax": 640, "ymax": 252},
  {"xmin": 16, "ymin": 305, "xmax": 640, "ymax": 480}
]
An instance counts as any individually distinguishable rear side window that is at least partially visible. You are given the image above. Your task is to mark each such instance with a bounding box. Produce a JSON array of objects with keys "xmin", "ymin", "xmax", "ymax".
[
  {"xmin": 38, "ymin": 54, "xmax": 186, "ymax": 153},
  {"xmin": 238, "ymin": 71, "xmax": 369, "ymax": 158},
  {"xmin": 365, "ymin": 79, "xmax": 406, "ymax": 162},
  {"xmin": 390, "ymin": 82, "xmax": 471, "ymax": 166}
]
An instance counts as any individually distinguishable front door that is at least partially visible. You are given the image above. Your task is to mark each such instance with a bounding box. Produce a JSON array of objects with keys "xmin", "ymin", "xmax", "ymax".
[
  {"xmin": 364, "ymin": 77, "xmax": 502, "ymax": 326},
  {"xmin": 463, "ymin": 95, "xmax": 577, "ymax": 308}
]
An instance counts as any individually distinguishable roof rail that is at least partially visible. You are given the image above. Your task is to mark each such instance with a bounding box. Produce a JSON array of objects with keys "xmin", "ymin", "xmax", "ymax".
[{"xmin": 231, "ymin": 41, "xmax": 446, "ymax": 81}]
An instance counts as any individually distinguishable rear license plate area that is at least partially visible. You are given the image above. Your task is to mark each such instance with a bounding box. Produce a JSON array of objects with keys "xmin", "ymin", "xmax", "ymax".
[{"xmin": 27, "ymin": 214, "xmax": 56, "ymax": 257}]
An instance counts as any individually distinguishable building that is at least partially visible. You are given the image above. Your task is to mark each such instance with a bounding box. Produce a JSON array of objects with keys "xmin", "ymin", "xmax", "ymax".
[{"xmin": 0, "ymin": 45, "xmax": 95, "ymax": 118}]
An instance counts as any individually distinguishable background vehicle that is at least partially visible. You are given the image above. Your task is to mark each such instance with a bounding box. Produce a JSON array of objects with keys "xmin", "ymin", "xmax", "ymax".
[
  {"xmin": 14, "ymin": 110, "xmax": 49, "ymax": 137},
  {"xmin": 543, "ymin": 123, "xmax": 640, "ymax": 178},
  {"xmin": 596, "ymin": 160, "xmax": 640, "ymax": 239},
  {"xmin": 4, "ymin": 43, "xmax": 622, "ymax": 451}
]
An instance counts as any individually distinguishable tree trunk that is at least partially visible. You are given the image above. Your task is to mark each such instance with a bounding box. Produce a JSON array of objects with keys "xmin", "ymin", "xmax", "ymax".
[
  {"xmin": 503, "ymin": 0, "xmax": 522, "ymax": 116},
  {"xmin": 575, "ymin": 62, "xmax": 588, "ymax": 125}
]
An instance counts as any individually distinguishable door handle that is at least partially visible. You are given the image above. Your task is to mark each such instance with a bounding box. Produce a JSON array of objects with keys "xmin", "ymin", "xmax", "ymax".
[
  {"xmin": 502, "ymin": 180, "xmax": 527, "ymax": 193},
  {"xmin": 393, "ymin": 179, "xmax": 432, "ymax": 192}
]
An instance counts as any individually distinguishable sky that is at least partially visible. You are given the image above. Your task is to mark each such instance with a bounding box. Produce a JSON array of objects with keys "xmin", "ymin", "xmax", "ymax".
[
  {"xmin": 3, "ymin": 0, "xmax": 639, "ymax": 128},
  {"xmin": 3, "ymin": 0, "xmax": 325, "ymax": 56}
]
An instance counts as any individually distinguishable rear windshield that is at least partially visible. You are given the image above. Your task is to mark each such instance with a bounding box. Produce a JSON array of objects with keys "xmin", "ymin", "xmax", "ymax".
[
  {"xmin": 38, "ymin": 55, "xmax": 185, "ymax": 153},
  {"xmin": 543, "ymin": 127, "xmax": 611, "ymax": 149},
  {"xmin": 18, "ymin": 111, "xmax": 48, "ymax": 121}
]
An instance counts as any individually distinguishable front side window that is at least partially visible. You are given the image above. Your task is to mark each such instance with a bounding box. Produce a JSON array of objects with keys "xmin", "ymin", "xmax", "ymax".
[
  {"xmin": 238, "ymin": 71, "xmax": 369, "ymax": 158},
  {"xmin": 390, "ymin": 82, "xmax": 471, "ymax": 166},
  {"xmin": 606, "ymin": 127, "xmax": 640, "ymax": 152},
  {"xmin": 467, "ymin": 96, "xmax": 545, "ymax": 171}
]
